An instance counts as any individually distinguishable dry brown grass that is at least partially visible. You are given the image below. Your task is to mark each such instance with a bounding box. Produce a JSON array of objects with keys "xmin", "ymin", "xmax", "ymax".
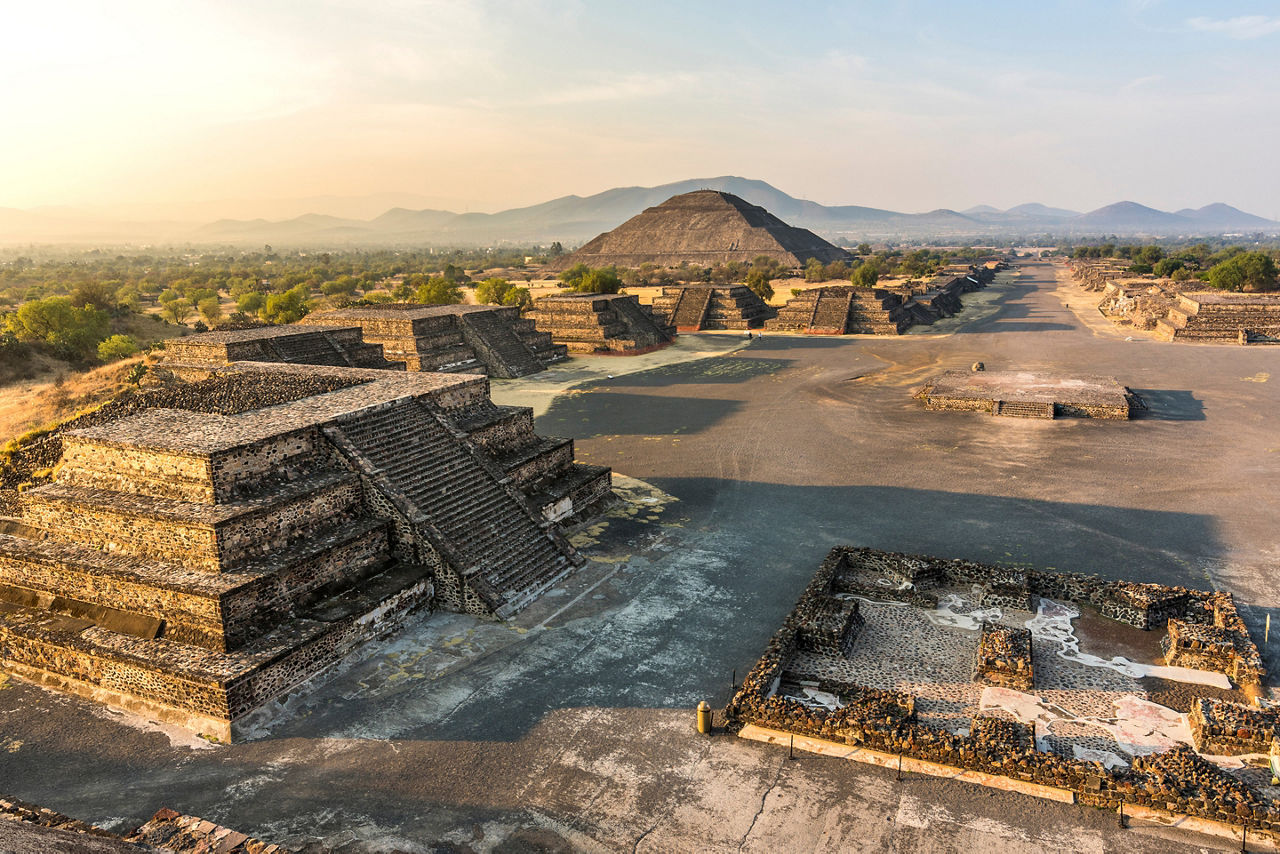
[{"xmin": 0, "ymin": 356, "xmax": 147, "ymax": 444}]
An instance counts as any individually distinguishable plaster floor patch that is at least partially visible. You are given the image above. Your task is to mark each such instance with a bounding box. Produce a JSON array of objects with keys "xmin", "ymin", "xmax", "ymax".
[{"xmin": 1026, "ymin": 599, "xmax": 1231, "ymax": 689}]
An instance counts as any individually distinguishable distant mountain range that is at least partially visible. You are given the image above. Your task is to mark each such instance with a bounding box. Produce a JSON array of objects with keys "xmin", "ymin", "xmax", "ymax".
[{"xmin": 2, "ymin": 177, "xmax": 1276, "ymax": 246}]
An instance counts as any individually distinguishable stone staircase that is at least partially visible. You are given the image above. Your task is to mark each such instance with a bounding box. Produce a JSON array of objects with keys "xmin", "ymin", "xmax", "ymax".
[
  {"xmin": 993, "ymin": 400, "xmax": 1054, "ymax": 418},
  {"xmin": 1155, "ymin": 293, "xmax": 1280, "ymax": 343},
  {"xmin": 266, "ymin": 331, "xmax": 349, "ymax": 366},
  {"xmin": 530, "ymin": 293, "xmax": 675, "ymax": 353},
  {"xmin": 328, "ymin": 398, "xmax": 580, "ymax": 617},
  {"xmin": 767, "ymin": 286, "xmax": 909, "ymax": 334},
  {"xmin": 460, "ymin": 309, "xmax": 545, "ymax": 377},
  {"xmin": 669, "ymin": 287, "xmax": 713, "ymax": 330}
]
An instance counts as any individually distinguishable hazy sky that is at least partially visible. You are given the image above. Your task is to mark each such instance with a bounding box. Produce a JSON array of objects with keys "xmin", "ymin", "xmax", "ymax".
[{"xmin": 5, "ymin": 0, "xmax": 1280, "ymax": 219}]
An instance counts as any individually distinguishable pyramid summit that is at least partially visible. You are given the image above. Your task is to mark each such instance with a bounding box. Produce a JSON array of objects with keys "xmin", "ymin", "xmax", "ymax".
[{"xmin": 548, "ymin": 189, "xmax": 851, "ymax": 270}]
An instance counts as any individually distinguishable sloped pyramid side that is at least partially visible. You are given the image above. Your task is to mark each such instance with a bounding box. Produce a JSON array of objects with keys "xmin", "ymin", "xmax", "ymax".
[{"xmin": 547, "ymin": 190, "xmax": 851, "ymax": 270}]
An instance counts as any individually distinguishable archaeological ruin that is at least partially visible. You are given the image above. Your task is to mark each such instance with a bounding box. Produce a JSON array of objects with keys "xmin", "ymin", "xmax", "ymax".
[
  {"xmin": 726, "ymin": 546, "xmax": 1277, "ymax": 834},
  {"xmin": 0, "ymin": 355, "xmax": 610, "ymax": 739},
  {"xmin": 766, "ymin": 263, "xmax": 998, "ymax": 335},
  {"xmin": 299, "ymin": 304, "xmax": 568, "ymax": 376},
  {"xmin": 915, "ymin": 369, "xmax": 1143, "ymax": 419},
  {"xmin": 161, "ymin": 325, "xmax": 398, "ymax": 378},
  {"xmin": 649, "ymin": 284, "xmax": 776, "ymax": 331},
  {"xmin": 529, "ymin": 292, "xmax": 676, "ymax": 353},
  {"xmin": 546, "ymin": 189, "xmax": 852, "ymax": 270},
  {"xmin": 1156, "ymin": 292, "xmax": 1280, "ymax": 344}
]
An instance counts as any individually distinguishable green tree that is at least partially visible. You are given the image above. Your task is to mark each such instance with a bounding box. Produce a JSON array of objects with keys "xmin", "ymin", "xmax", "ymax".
[
  {"xmin": 745, "ymin": 269, "xmax": 774, "ymax": 301},
  {"xmin": 413, "ymin": 277, "xmax": 464, "ymax": 305},
  {"xmin": 856, "ymin": 243, "xmax": 873, "ymax": 255},
  {"xmin": 69, "ymin": 280, "xmax": 117, "ymax": 310},
  {"xmin": 569, "ymin": 267, "xmax": 622, "ymax": 294},
  {"xmin": 824, "ymin": 260, "xmax": 849, "ymax": 280},
  {"xmin": 4, "ymin": 296, "xmax": 110, "ymax": 359},
  {"xmin": 236, "ymin": 292, "xmax": 266, "ymax": 315},
  {"xmin": 852, "ymin": 264, "xmax": 879, "ymax": 288},
  {"xmin": 501, "ymin": 286, "xmax": 532, "ymax": 309},
  {"xmin": 558, "ymin": 263, "xmax": 591, "ymax": 289},
  {"xmin": 474, "ymin": 277, "xmax": 513, "ymax": 305},
  {"xmin": 804, "ymin": 258, "xmax": 826, "ymax": 283},
  {"xmin": 1207, "ymin": 252, "xmax": 1278, "ymax": 292},
  {"xmin": 1152, "ymin": 258, "xmax": 1184, "ymax": 278},
  {"xmin": 197, "ymin": 296, "xmax": 223, "ymax": 324},
  {"xmin": 163, "ymin": 298, "xmax": 194, "ymax": 325},
  {"xmin": 261, "ymin": 285, "xmax": 310, "ymax": 323},
  {"xmin": 97, "ymin": 334, "xmax": 138, "ymax": 362}
]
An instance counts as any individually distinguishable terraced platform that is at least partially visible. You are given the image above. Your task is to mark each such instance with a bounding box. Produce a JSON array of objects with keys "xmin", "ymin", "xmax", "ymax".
[
  {"xmin": 0, "ymin": 362, "xmax": 610, "ymax": 738},
  {"xmin": 302, "ymin": 304, "xmax": 567, "ymax": 377}
]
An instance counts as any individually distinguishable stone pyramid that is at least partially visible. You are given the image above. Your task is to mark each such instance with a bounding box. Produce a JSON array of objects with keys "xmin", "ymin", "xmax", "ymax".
[{"xmin": 548, "ymin": 190, "xmax": 851, "ymax": 270}]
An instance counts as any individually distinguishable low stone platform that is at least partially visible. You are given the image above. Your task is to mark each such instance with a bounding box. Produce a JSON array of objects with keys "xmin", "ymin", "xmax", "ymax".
[
  {"xmin": 528, "ymin": 292, "xmax": 676, "ymax": 353},
  {"xmin": 161, "ymin": 325, "xmax": 396, "ymax": 378},
  {"xmin": 649, "ymin": 285, "xmax": 776, "ymax": 331},
  {"xmin": 301, "ymin": 304, "xmax": 568, "ymax": 377},
  {"xmin": 0, "ymin": 361, "xmax": 611, "ymax": 738},
  {"xmin": 725, "ymin": 546, "xmax": 1273, "ymax": 833},
  {"xmin": 914, "ymin": 370, "xmax": 1142, "ymax": 419},
  {"xmin": 1156, "ymin": 292, "xmax": 1280, "ymax": 344}
]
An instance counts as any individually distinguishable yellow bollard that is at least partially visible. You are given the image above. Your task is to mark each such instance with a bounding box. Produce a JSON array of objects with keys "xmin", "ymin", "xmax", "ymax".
[{"xmin": 696, "ymin": 701, "xmax": 712, "ymax": 734}]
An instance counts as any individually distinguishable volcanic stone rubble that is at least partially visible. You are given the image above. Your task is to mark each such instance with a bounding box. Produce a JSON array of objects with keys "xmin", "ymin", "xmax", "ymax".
[
  {"xmin": 528, "ymin": 292, "xmax": 676, "ymax": 353},
  {"xmin": 0, "ymin": 361, "xmax": 610, "ymax": 739},
  {"xmin": 298, "ymin": 304, "xmax": 568, "ymax": 377},
  {"xmin": 0, "ymin": 795, "xmax": 289, "ymax": 853},
  {"xmin": 725, "ymin": 546, "xmax": 1277, "ymax": 831},
  {"xmin": 973, "ymin": 623, "xmax": 1034, "ymax": 690}
]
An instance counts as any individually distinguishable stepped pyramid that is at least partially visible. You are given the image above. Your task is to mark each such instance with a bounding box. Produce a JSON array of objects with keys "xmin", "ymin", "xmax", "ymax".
[
  {"xmin": 767, "ymin": 286, "xmax": 910, "ymax": 334},
  {"xmin": 547, "ymin": 190, "xmax": 851, "ymax": 270},
  {"xmin": 1155, "ymin": 292, "xmax": 1280, "ymax": 343},
  {"xmin": 0, "ymin": 362, "xmax": 610, "ymax": 739},
  {"xmin": 299, "ymin": 304, "xmax": 568, "ymax": 377},
  {"xmin": 529, "ymin": 292, "xmax": 676, "ymax": 353},
  {"xmin": 650, "ymin": 285, "xmax": 776, "ymax": 331}
]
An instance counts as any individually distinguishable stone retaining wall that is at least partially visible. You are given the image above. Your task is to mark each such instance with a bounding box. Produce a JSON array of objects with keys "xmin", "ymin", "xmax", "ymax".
[{"xmin": 726, "ymin": 546, "xmax": 1275, "ymax": 831}]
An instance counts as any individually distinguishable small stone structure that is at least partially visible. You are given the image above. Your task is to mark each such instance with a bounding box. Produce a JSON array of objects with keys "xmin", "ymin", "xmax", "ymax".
[
  {"xmin": 767, "ymin": 266, "xmax": 997, "ymax": 335},
  {"xmin": 1163, "ymin": 603, "xmax": 1265, "ymax": 689},
  {"xmin": 973, "ymin": 623, "xmax": 1034, "ymax": 690},
  {"xmin": 0, "ymin": 361, "xmax": 610, "ymax": 739},
  {"xmin": 796, "ymin": 596, "xmax": 864, "ymax": 658},
  {"xmin": 649, "ymin": 285, "xmax": 776, "ymax": 331},
  {"xmin": 162, "ymin": 325, "xmax": 396, "ymax": 379},
  {"xmin": 1155, "ymin": 292, "xmax": 1280, "ymax": 344},
  {"xmin": 300, "ymin": 304, "xmax": 567, "ymax": 377},
  {"xmin": 528, "ymin": 292, "xmax": 676, "ymax": 353},
  {"xmin": 915, "ymin": 370, "xmax": 1142, "ymax": 419},
  {"xmin": 725, "ymin": 546, "xmax": 1274, "ymax": 833},
  {"xmin": 1188, "ymin": 698, "xmax": 1279, "ymax": 756},
  {"xmin": 767, "ymin": 286, "xmax": 910, "ymax": 334}
]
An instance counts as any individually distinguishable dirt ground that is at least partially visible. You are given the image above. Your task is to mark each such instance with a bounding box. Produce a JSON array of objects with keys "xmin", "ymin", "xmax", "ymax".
[{"xmin": 2, "ymin": 261, "xmax": 1278, "ymax": 852}]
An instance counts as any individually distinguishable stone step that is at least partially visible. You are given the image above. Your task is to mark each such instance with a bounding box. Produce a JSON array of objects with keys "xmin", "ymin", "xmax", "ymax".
[
  {"xmin": 0, "ymin": 560, "xmax": 433, "ymax": 740},
  {"xmin": 20, "ymin": 471, "xmax": 363, "ymax": 573},
  {"xmin": 330, "ymin": 399, "xmax": 576, "ymax": 616}
]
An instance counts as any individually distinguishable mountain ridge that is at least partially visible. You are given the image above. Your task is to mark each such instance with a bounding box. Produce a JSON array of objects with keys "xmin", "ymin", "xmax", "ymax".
[{"xmin": 3, "ymin": 177, "xmax": 1276, "ymax": 245}]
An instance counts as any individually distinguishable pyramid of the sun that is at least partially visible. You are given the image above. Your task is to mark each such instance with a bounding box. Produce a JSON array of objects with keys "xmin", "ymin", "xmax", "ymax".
[{"xmin": 547, "ymin": 190, "xmax": 851, "ymax": 270}]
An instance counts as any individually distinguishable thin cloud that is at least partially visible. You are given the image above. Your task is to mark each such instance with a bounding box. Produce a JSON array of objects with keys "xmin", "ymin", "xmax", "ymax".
[{"xmin": 1187, "ymin": 15, "xmax": 1280, "ymax": 39}]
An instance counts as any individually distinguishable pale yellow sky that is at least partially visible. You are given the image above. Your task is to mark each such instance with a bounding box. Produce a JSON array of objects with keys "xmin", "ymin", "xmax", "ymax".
[{"xmin": 4, "ymin": 1, "xmax": 1279, "ymax": 220}]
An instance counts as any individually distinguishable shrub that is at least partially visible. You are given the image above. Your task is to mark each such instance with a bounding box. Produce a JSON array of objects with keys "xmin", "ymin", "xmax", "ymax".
[{"xmin": 97, "ymin": 334, "xmax": 138, "ymax": 362}]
